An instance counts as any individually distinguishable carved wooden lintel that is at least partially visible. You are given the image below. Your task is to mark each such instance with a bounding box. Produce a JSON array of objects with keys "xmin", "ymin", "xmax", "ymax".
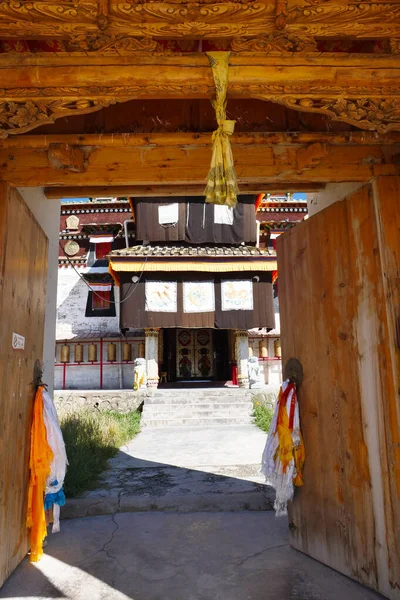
[
  {"xmin": 269, "ymin": 97, "xmax": 400, "ymax": 134},
  {"xmin": 0, "ymin": 0, "xmax": 400, "ymax": 41},
  {"xmin": 231, "ymin": 33, "xmax": 317, "ymax": 52},
  {"xmin": 0, "ymin": 99, "xmax": 111, "ymax": 138},
  {"xmin": 1, "ymin": 55, "xmax": 400, "ymax": 136}
]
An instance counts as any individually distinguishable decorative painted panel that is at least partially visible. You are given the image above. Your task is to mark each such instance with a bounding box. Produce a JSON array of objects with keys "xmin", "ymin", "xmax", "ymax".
[
  {"xmin": 183, "ymin": 281, "xmax": 215, "ymax": 313},
  {"xmin": 221, "ymin": 280, "xmax": 253, "ymax": 311},
  {"xmin": 145, "ymin": 281, "xmax": 177, "ymax": 312}
]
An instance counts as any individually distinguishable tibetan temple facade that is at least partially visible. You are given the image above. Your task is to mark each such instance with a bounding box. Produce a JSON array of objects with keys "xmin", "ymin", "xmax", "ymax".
[
  {"xmin": 109, "ymin": 195, "xmax": 276, "ymax": 388},
  {"xmin": 56, "ymin": 194, "xmax": 307, "ymax": 390}
]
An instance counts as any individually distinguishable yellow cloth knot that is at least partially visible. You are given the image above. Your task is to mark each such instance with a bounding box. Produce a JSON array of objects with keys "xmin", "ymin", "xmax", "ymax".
[
  {"xmin": 217, "ymin": 120, "xmax": 236, "ymax": 136},
  {"xmin": 204, "ymin": 52, "xmax": 239, "ymax": 208}
]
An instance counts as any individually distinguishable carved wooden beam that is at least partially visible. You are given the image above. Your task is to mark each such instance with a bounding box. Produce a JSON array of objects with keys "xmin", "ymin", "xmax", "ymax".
[
  {"xmin": 0, "ymin": 0, "xmax": 399, "ymax": 41},
  {"xmin": 1, "ymin": 134, "xmax": 399, "ymax": 186},
  {"xmin": 1, "ymin": 54, "xmax": 400, "ymax": 136}
]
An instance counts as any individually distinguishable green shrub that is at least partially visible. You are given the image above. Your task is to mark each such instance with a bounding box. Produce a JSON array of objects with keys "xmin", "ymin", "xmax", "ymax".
[
  {"xmin": 60, "ymin": 410, "xmax": 141, "ymax": 498},
  {"xmin": 253, "ymin": 401, "xmax": 274, "ymax": 434}
]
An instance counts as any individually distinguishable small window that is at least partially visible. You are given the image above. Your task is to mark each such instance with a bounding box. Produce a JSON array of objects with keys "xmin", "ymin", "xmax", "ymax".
[
  {"xmin": 95, "ymin": 241, "xmax": 112, "ymax": 260},
  {"xmin": 92, "ymin": 289, "xmax": 111, "ymax": 310},
  {"xmin": 85, "ymin": 287, "xmax": 116, "ymax": 317}
]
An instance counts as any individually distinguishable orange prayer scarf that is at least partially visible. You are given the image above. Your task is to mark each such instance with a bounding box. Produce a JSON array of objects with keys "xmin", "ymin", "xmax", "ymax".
[
  {"xmin": 275, "ymin": 383, "xmax": 305, "ymax": 487},
  {"xmin": 26, "ymin": 386, "xmax": 53, "ymax": 562}
]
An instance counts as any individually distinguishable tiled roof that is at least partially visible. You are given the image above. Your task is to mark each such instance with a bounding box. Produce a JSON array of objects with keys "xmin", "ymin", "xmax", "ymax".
[{"xmin": 110, "ymin": 244, "xmax": 273, "ymax": 259}]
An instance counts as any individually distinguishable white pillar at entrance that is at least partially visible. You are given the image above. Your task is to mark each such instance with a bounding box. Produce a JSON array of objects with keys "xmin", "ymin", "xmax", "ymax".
[
  {"xmin": 235, "ymin": 330, "xmax": 249, "ymax": 389},
  {"xmin": 145, "ymin": 328, "xmax": 159, "ymax": 389}
]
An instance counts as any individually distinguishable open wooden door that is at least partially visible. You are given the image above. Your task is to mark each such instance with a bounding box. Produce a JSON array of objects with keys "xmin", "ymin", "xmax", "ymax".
[
  {"xmin": 0, "ymin": 185, "xmax": 48, "ymax": 587},
  {"xmin": 277, "ymin": 180, "xmax": 400, "ymax": 600}
]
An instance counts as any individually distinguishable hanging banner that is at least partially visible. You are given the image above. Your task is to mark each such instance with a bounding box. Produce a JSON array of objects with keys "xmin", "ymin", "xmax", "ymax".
[
  {"xmin": 145, "ymin": 281, "xmax": 177, "ymax": 312},
  {"xmin": 221, "ymin": 280, "xmax": 253, "ymax": 311},
  {"xmin": 158, "ymin": 203, "xmax": 179, "ymax": 225},
  {"xmin": 214, "ymin": 204, "xmax": 234, "ymax": 225},
  {"xmin": 183, "ymin": 281, "xmax": 215, "ymax": 313}
]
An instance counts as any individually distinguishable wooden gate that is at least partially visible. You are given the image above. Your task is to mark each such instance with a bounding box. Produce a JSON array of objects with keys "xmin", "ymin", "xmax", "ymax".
[
  {"xmin": 277, "ymin": 179, "xmax": 400, "ymax": 599},
  {"xmin": 0, "ymin": 185, "xmax": 48, "ymax": 587}
]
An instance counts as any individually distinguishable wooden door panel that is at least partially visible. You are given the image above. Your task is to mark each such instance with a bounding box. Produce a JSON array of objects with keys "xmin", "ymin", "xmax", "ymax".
[
  {"xmin": 0, "ymin": 185, "xmax": 48, "ymax": 588},
  {"xmin": 277, "ymin": 183, "xmax": 400, "ymax": 597}
]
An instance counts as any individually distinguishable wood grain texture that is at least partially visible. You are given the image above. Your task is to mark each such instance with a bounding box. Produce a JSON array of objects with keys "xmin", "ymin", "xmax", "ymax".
[
  {"xmin": 1, "ymin": 53, "xmax": 400, "ymax": 136},
  {"xmin": 277, "ymin": 181, "xmax": 400, "ymax": 599},
  {"xmin": 0, "ymin": 185, "xmax": 48, "ymax": 588},
  {"xmin": 1, "ymin": 143, "xmax": 399, "ymax": 187},
  {"xmin": 44, "ymin": 183, "xmax": 323, "ymax": 198}
]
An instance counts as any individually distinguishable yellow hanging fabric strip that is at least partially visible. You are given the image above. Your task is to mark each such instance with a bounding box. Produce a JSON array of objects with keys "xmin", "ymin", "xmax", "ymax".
[
  {"xmin": 204, "ymin": 52, "xmax": 239, "ymax": 208},
  {"xmin": 26, "ymin": 385, "xmax": 54, "ymax": 562}
]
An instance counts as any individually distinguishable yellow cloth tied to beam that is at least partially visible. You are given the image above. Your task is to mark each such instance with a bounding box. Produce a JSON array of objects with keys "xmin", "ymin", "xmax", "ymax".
[
  {"xmin": 204, "ymin": 52, "xmax": 239, "ymax": 208},
  {"xmin": 26, "ymin": 385, "xmax": 54, "ymax": 562}
]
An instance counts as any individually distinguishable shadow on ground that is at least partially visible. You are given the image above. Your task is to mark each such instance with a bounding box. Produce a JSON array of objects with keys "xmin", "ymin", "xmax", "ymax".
[{"xmin": 0, "ymin": 444, "xmax": 386, "ymax": 600}]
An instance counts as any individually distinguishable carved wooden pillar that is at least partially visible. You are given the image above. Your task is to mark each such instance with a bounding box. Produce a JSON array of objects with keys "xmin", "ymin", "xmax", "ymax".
[
  {"xmin": 235, "ymin": 330, "xmax": 249, "ymax": 389},
  {"xmin": 145, "ymin": 328, "xmax": 159, "ymax": 389}
]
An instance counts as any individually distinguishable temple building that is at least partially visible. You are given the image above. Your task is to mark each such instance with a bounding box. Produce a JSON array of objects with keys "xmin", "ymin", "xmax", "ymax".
[
  {"xmin": 55, "ymin": 194, "xmax": 307, "ymax": 390},
  {"xmin": 109, "ymin": 195, "xmax": 277, "ymax": 388}
]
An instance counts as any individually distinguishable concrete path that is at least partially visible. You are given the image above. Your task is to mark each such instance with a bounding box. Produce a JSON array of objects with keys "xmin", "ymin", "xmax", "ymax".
[
  {"xmin": 0, "ymin": 512, "xmax": 384, "ymax": 600},
  {"xmin": 63, "ymin": 425, "xmax": 274, "ymax": 518}
]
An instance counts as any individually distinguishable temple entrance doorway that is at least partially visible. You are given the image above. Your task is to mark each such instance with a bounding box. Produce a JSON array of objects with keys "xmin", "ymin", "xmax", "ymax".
[{"xmin": 162, "ymin": 328, "xmax": 230, "ymax": 384}]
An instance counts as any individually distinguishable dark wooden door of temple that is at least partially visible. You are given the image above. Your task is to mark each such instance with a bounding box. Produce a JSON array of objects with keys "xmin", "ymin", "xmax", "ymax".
[
  {"xmin": 176, "ymin": 328, "xmax": 214, "ymax": 379},
  {"xmin": 277, "ymin": 180, "xmax": 400, "ymax": 599}
]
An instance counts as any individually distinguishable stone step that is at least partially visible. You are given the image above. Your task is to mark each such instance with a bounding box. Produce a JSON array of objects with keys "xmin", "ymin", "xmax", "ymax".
[
  {"xmin": 143, "ymin": 401, "xmax": 253, "ymax": 412},
  {"xmin": 62, "ymin": 464, "xmax": 275, "ymax": 519},
  {"xmin": 142, "ymin": 416, "xmax": 254, "ymax": 427},
  {"xmin": 150, "ymin": 390, "xmax": 251, "ymax": 400},
  {"xmin": 145, "ymin": 395, "xmax": 253, "ymax": 405},
  {"xmin": 142, "ymin": 405, "xmax": 253, "ymax": 420}
]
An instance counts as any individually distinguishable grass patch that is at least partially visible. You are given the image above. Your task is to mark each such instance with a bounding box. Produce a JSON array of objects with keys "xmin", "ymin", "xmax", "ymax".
[
  {"xmin": 60, "ymin": 410, "xmax": 141, "ymax": 498},
  {"xmin": 253, "ymin": 402, "xmax": 274, "ymax": 434}
]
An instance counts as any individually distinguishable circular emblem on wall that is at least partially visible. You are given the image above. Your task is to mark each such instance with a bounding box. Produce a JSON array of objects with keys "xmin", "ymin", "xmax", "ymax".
[{"xmin": 64, "ymin": 240, "xmax": 80, "ymax": 256}]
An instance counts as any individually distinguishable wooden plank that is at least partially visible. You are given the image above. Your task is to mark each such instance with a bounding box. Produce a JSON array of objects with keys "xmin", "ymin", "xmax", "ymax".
[
  {"xmin": 0, "ymin": 186, "xmax": 48, "ymax": 587},
  {"xmin": 1, "ymin": 143, "xmax": 399, "ymax": 187},
  {"xmin": 371, "ymin": 176, "xmax": 400, "ymax": 596},
  {"xmin": 277, "ymin": 181, "xmax": 400, "ymax": 598},
  {"xmin": 3, "ymin": 132, "xmax": 400, "ymax": 149},
  {"xmin": 44, "ymin": 183, "xmax": 324, "ymax": 199}
]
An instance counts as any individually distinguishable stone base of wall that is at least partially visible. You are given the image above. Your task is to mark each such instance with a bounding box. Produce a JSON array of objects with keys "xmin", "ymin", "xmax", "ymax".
[{"xmin": 54, "ymin": 390, "xmax": 146, "ymax": 414}]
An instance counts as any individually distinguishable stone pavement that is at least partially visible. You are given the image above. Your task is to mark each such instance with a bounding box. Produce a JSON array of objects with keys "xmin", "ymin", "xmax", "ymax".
[
  {"xmin": 63, "ymin": 425, "xmax": 275, "ymax": 518},
  {"xmin": 0, "ymin": 512, "xmax": 384, "ymax": 600}
]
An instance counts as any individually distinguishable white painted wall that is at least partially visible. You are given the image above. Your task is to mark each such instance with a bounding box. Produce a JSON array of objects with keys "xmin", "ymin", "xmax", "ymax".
[
  {"xmin": 56, "ymin": 267, "xmax": 120, "ymax": 340},
  {"xmin": 307, "ymin": 182, "xmax": 364, "ymax": 217},
  {"xmin": 18, "ymin": 187, "xmax": 60, "ymax": 395}
]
